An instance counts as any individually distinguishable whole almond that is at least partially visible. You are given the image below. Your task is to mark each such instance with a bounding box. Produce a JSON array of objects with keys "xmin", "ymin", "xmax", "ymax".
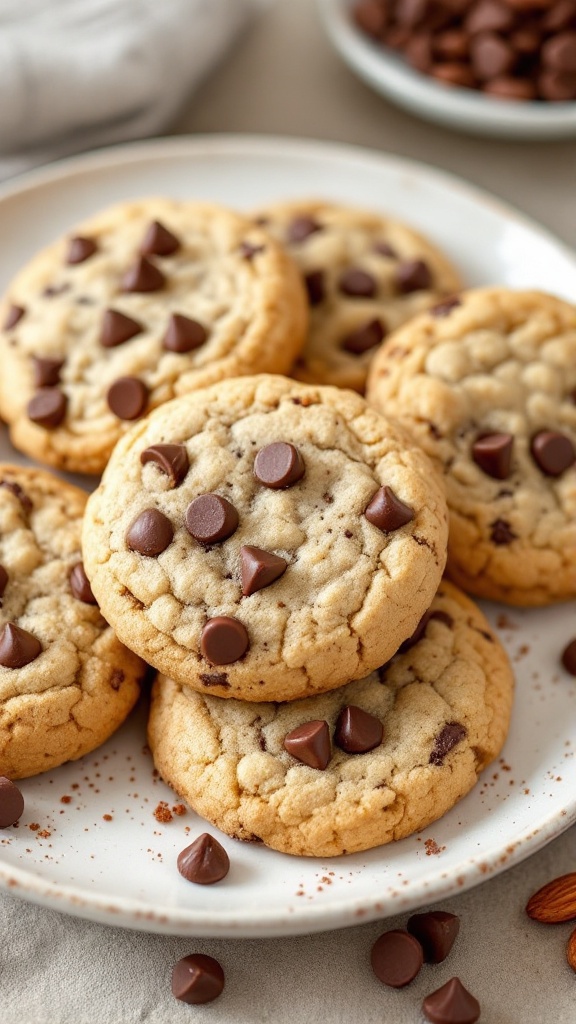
[
  {"xmin": 567, "ymin": 927, "xmax": 576, "ymax": 972},
  {"xmin": 526, "ymin": 873, "xmax": 576, "ymax": 923}
]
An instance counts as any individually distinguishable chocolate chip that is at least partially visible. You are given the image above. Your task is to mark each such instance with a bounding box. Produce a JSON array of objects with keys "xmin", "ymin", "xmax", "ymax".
[
  {"xmin": 254, "ymin": 442, "xmax": 305, "ymax": 489},
  {"xmin": 374, "ymin": 241, "xmax": 398, "ymax": 258},
  {"xmin": 283, "ymin": 720, "xmax": 331, "ymax": 770},
  {"xmin": 422, "ymin": 977, "xmax": 480, "ymax": 1024},
  {"xmin": 430, "ymin": 296, "xmax": 461, "ymax": 317},
  {"xmin": 490, "ymin": 518, "xmax": 516, "ymax": 545},
  {"xmin": 472, "ymin": 432, "xmax": 514, "ymax": 479},
  {"xmin": 561, "ymin": 638, "xmax": 576, "ymax": 676},
  {"xmin": 69, "ymin": 562, "xmax": 98, "ymax": 605},
  {"xmin": 304, "ymin": 269, "xmax": 326, "ymax": 305},
  {"xmin": 32, "ymin": 357, "xmax": 64, "ymax": 388},
  {"xmin": 141, "ymin": 220, "xmax": 180, "ymax": 257},
  {"xmin": 0, "ymin": 777, "xmax": 24, "ymax": 828},
  {"xmin": 177, "ymin": 833, "xmax": 230, "ymax": 884},
  {"xmin": 0, "ymin": 565, "xmax": 8, "ymax": 599},
  {"xmin": 3, "ymin": 304, "xmax": 25, "ymax": 330},
  {"xmin": 396, "ymin": 259, "xmax": 432, "ymax": 293},
  {"xmin": 141, "ymin": 444, "xmax": 189, "ymax": 486},
  {"xmin": 107, "ymin": 376, "xmax": 148, "ymax": 420},
  {"xmin": 27, "ymin": 388, "xmax": 67, "ymax": 429},
  {"xmin": 186, "ymin": 494, "xmax": 239, "ymax": 544},
  {"xmin": 121, "ymin": 256, "xmax": 165, "ymax": 293},
  {"xmin": 429, "ymin": 722, "xmax": 467, "ymax": 766},
  {"xmin": 0, "ymin": 622, "xmax": 42, "ymax": 668},
  {"xmin": 365, "ymin": 485, "xmax": 414, "ymax": 533},
  {"xmin": 407, "ymin": 911, "xmax": 460, "ymax": 963},
  {"xmin": 43, "ymin": 283, "xmax": 70, "ymax": 298},
  {"xmin": 66, "ymin": 236, "xmax": 97, "ymax": 265},
  {"xmin": 341, "ymin": 318, "xmax": 385, "ymax": 354},
  {"xmin": 338, "ymin": 267, "xmax": 377, "ymax": 298},
  {"xmin": 100, "ymin": 309, "xmax": 142, "ymax": 348},
  {"xmin": 371, "ymin": 930, "xmax": 424, "ymax": 988},
  {"xmin": 171, "ymin": 954, "xmax": 224, "ymax": 1005},
  {"xmin": 163, "ymin": 314, "xmax": 207, "ymax": 353},
  {"xmin": 239, "ymin": 241, "xmax": 265, "ymax": 259},
  {"xmin": 531, "ymin": 431, "xmax": 575, "ymax": 476},
  {"xmin": 430, "ymin": 609, "xmax": 454, "ymax": 628},
  {"xmin": 199, "ymin": 671, "xmax": 230, "ymax": 688},
  {"xmin": 126, "ymin": 509, "xmax": 174, "ymax": 556},
  {"xmin": 0, "ymin": 481, "xmax": 32, "ymax": 514},
  {"xmin": 399, "ymin": 610, "xmax": 432, "ymax": 653},
  {"xmin": 334, "ymin": 705, "xmax": 383, "ymax": 754},
  {"xmin": 201, "ymin": 616, "xmax": 249, "ymax": 665},
  {"xmin": 286, "ymin": 216, "xmax": 322, "ymax": 244},
  {"xmin": 241, "ymin": 545, "xmax": 287, "ymax": 596}
]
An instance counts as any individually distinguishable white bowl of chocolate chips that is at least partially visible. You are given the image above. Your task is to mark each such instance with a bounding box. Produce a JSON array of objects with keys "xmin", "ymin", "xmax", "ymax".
[{"xmin": 318, "ymin": 0, "xmax": 576, "ymax": 139}]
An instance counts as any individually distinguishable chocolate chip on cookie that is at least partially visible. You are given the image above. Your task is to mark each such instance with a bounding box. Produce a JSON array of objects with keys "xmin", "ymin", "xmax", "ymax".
[
  {"xmin": 0, "ymin": 565, "xmax": 8, "ymax": 600},
  {"xmin": 107, "ymin": 377, "xmax": 148, "ymax": 420},
  {"xmin": 304, "ymin": 269, "xmax": 326, "ymax": 306},
  {"xmin": 69, "ymin": 562, "xmax": 98, "ymax": 605},
  {"xmin": 395, "ymin": 259, "xmax": 432, "ymax": 294},
  {"xmin": 341, "ymin": 318, "xmax": 386, "ymax": 355},
  {"xmin": 100, "ymin": 309, "xmax": 142, "ymax": 348},
  {"xmin": 121, "ymin": 256, "xmax": 165, "ymax": 293},
  {"xmin": 429, "ymin": 722, "xmax": 467, "ymax": 766},
  {"xmin": 127, "ymin": 509, "xmax": 174, "ymax": 556},
  {"xmin": 365, "ymin": 485, "xmax": 414, "ymax": 532},
  {"xmin": 32, "ymin": 357, "xmax": 65, "ymax": 388},
  {"xmin": 472, "ymin": 432, "xmax": 514, "ymax": 479},
  {"xmin": 531, "ymin": 430, "xmax": 575, "ymax": 476},
  {"xmin": 253, "ymin": 442, "xmax": 305, "ymax": 489},
  {"xmin": 186, "ymin": 494, "xmax": 239, "ymax": 544},
  {"xmin": 201, "ymin": 616, "xmax": 249, "ymax": 665},
  {"xmin": 286, "ymin": 216, "xmax": 323, "ymax": 244},
  {"xmin": 284, "ymin": 720, "xmax": 331, "ymax": 770},
  {"xmin": 339, "ymin": 267, "xmax": 377, "ymax": 298},
  {"xmin": 334, "ymin": 705, "xmax": 383, "ymax": 754},
  {"xmin": 141, "ymin": 444, "xmax": 189, "ymax": 487},
  {"xmin": 240, "ymin": 545, "xmax": 287, "ymax": 596},
  {"xmin": 27, "ymin": 388, "xmax": 67, "ymax": 429},
  {"xmin": 66, "ymin": 236, "xmax": 97, "ymax": 265},
  {"xmin": 3, "ymin": 304, "xmax": 25, "ymax": 330},
  {"xmin": 163, "ymin": 314, "xmax": 208, "ymax": 353},
  {"xmin": 0, "ymin": 622, "xmax": 42, "ymax": 668},
  {"xmin": 140, "ymin": 220, "xmax": 180, "ymax": 257}
]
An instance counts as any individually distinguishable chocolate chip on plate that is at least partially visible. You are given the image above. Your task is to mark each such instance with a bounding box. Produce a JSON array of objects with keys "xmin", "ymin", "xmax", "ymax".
[
  {"xmin": 126, "ymin": 509, "xmax": 174, "ymax": 556},
  {"xmin": 0, "ymin": 777, "xmax": 25, "ymax": 828},
  {"xmin": 141, "ymin": 220, "xmax": 180, "ymax": 257},
  {"xmin": 0, "ymin": 622, "xmax": 42, "ymax": 668},
  {"xmin": 171, "ymin": 954, "xmax": 225, "ymax": 1005},
  {"xmin": 338, "ymin": 267, "xmax": 377, "ymax": 298},
  {"xmin": 422, "ymin": 976, "xmax": 481, "ymax": 1024},
  {"xmin": 32, "ymin": 357, "xmax": 65, "ymax": 388},
  {"xmin": 201, "ymin": 616, "xmax": 249, "ymax": 665},
  {"xmin": 107, "ymin": 376, "xmax": 148, "ymax": 420},
  {"xmin": 163, "ymin": 314, "xmax": 208, "ymax": 353},
  {"xmin": 407, "ymin": 911, "xmax": 460, "ymax": 963},
  {"xmin": 241, "ymin": 545, "xmax": 287, "ymax": 596},
  {"xmin": 254, "ymin": 442, "xmax": 305, "ymax": 489},
  {"xmin": 100, "ymin": 309, "xmax": 142, "ymax": 348},
  {"xmin": 531, "ymin": 430, "xmax": 575, "ymax": 476},
  {"xmin": 334, "ymin": 705, "xmax": 383, "ymax": 754},
  {"xmin": 472, "ymin": 432, "xmax": 514, "ymax": 479},
  {"xmin": 121, "ymin": 256, "xmax": 165, "ymax": 293},
  {"xmin": 341, "ymin": 318, "xmax": 385, "ymax": 355},
  {"xmin": 3, "ymin": 304, "xmax": 25, "ymax": 330},
  {"xmin": 177, "ymin": 833, "xmax": 230, "ymax": 885},
  {"xmin": 286, "ymin": 216, "xmax": 322, "ymax": 244},
  {"xmin": 141, "ymin": 444, "xmax": 189, "ymax": 487},
  {"xmin": 27, "ymin": 388, "xmax": 67, "ymax": 429},
  {"xmin": 69, "ymin": 562, "xmax": 98, "ymax": 604},
  {"xmin": 186, "ymin": 494, "xmax": 239, "ymax": 544},
  {"xmin": 371, "ymin": 929, "xmax": 424, "ymax": 988},
  {"xmin": 283, "ymin": 720, "xmax": 331, "ymax": 770},
  {"xmin": 561, "ymin": 638, "xmax": 576, "ymax": 676},
  {"xmin": 365, "ymin": 485, "xmax": 414, "ymax": 532},
  {"xmin": 66, "ymin": 236, "xmax": 97, "ymax": 265}
]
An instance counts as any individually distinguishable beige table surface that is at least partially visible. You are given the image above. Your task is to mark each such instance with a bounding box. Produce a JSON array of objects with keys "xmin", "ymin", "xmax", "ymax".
[{"xmin": 4, "ymin": 2, "xmax": 576, "ymax": 1022}]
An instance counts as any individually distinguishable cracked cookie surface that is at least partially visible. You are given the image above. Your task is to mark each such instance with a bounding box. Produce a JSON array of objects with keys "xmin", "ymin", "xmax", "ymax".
[
  {"xmin": 366, "ymin": 289, "xmax": 576, "ymax": 605},
  {"xmin": 253, "ymin": 199, "xmax": 462, "ymax": 393},
  {"xmin": 0, "ymin": 464, "xmax": 145, "ymax": 779},
  {"xmin": 148, "ymin": 580, "xmax": 513, "ymax": 856},
  {"xmin": 83, "ymin": 374, "xmax": 448, "ymax": 702},
  {"xmin": 0, "ymin": 198, "xmax": 308, "ymax": 474}
]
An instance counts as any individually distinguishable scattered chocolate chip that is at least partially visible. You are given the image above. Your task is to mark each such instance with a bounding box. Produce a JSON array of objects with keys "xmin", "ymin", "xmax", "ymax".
[
  {"xmin": 177, "ymin": 833, "xmax": 230, "ymax": 884},
  {"xmin": 334, "ymin": 705, "xmax": 383, "ymax": 754},
  {"xmin": 0, "ymin": 622, "xmax": 42, "ymax": 668},
  {"xmin": 27, "ymin": 388, "xmax": 67, "ymax": 429},
  {"xmin": 107, "ymin": 376, "xmax": 148, "ymax": 420},
  {"xmin": 304, "ymin": 269, "xmax": 326, "ymax": 306},
  {"xmin": 201, "ymin": 616, "xmax": 249, "ymax": 665},
  {"xmin": 531, "ymin": 430, "xmax": 575, "ymax": 476},
  {"xmin": 254, "ymin": 442, "xmax": 305, "ymax": 489},
  {"xmin": 561, "ymin": 639, "xmax": 576, "ymax": 676},
  {"xmin": 0, "ymin": 565, "xmax": 7, "ymax": 599},
  {"xmin": 422, "ymin": 977, "xmax": 480, "ymax": 1024},
  {"xmin": 283, "ymin": 720, "xmax": 331, "ymax": 770},
  {"xmin": 100, "ymin": 309, "xmax": 142, "ymax": 348},
  {"xmin": 186, "ymin": 494, "xmax": 239, "ymax": 544},
  {"xmin": 374, "ymin": 241, "xmax": 397, "ymax": 258},
  {"xmin": 171, "ymin": 954, "xmax": 224, "ymax": 1005},
  {"xmin": 0, "ymin": 481, "xmax": 32, "ymax": 514},
  {"xmin": 287, "ymin": 216, "xmax": 323, "ymax": 244},
  {"xmin": 396, "ymin": 259, "xmax": 432, "ymax": 293},
  {"xmin": 66, "ymin": 236, "xmax": 97, "ymax": 265},
  {"xmin": 407, "ymin": 911, "xmax": 460, "ymax": 963},
  {"xmin": 32, "ymin": 357, "xmax": 65, "ymax": 388},
  {"xmin": 472, "ymin": 432, "xmax": 514, "ymax": 479},
  {"xmin": 3, "ymin": 304, "xmax": 25, "ymax": 330},
  {"xmin": 239, "ymin": 241, "xmax": 265, "ymax": 259},
  {"xmin": 430, "ymin": 722, "xmax": 467, "ymax": 766},
  {"xmin": 490, "ymin": 518, "xmax": 516, "ymax": 545},
  {"xmin": 141, "ymin": 444, "xmax": 189, "ymax": 486},
  {"xmin": 122, "ymin": 256, "xmax": 165, "ymax": 293},
  {"xmin": 126, "ymin": 509, "xmax": 174, "ymax": 556},
  {"xmin": 141, "ymin": 220, "xmax": 180, "ymax": 257},
  {"xmin": 365, "ymin": 485, "xmax": 414, "ymax": 532},
  {"xmin": 431, "ymin": 296, "xmax": 461, "ymax": 317},
  {"xmin": 371, "ymin": 930, "xmax": 424, "ymax": 988},
  {"xmin": 241, "ymin": 545, "xmax": 287, "ymax": 596},
  {"xmin": 338, "ymin": 267, "xmax": 377, "ymax": 298},
  {"xmin": 342, "ymin": 317, "xmax": 385, "ymax": 354},
  {"xmin": 69, "ymin": 562, "xmax": 98, "ymax": 605},
  {"xmin": 0, "ymin": 777, "xmax": 25, "ymax": 828},
  {"xmin": 163, "ymin": 314, "xmax": 208, "ymax": 353}
]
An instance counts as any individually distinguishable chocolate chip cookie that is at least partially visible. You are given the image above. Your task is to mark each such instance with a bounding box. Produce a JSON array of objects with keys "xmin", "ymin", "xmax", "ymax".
[
  {"xmin": 148, "ymin": 580, "xmax": 513, "ymax": 856},
  {"xmin": 0, "ymin": 199, "xmax": 308, "ymax": 474},
  {"xmin": 253, "ymin": 199, "xmax": 462, "ymax": 392},
  {"xmin": 82, "ymin": 374, "xmax": 448, "ymax": 702},
  {"xmin": 366, "ymin": 288, "xmax": 576, "ymax": 605},
  {"xmin": 0, "ymin": 465, "xmax": 144, "ymax": 779}
]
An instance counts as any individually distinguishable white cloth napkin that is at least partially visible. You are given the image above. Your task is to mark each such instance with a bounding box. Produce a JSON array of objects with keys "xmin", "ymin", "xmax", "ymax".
[{"xmin": 0, "ymin": 0, "xmax": 252, "ymax": 180}]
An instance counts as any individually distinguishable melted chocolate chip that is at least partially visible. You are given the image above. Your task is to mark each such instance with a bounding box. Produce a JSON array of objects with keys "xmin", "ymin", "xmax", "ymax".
[
  {"xmin": 199, "ymin": 672, "xmax": 230, "ymax": 688},
  {"xmin": 140, "ymin": 444, "xmax": 189, "ymax": 486},
  {"xmin": 342, "ymin": 318, "xmax": 385, "ymax": 354},
  {"xmin": 286, "ymin": 216, "xmax": 322, "ymax": 244},
  {"xmin": 472, "ymin": 432, "xmax": 514, "ymax": 480},
  {"xmin": 0, "ymin": 622, "xmax": 42, "ymax": 668},
  {"xmin": 163, "ymin": 314, "xmax": 207, "ymax": 353},
  {"xmin": 490, "ymin": 519, "xmax": 516, "ymax": 545},
  {"xmin": 66, "ymin": 236, "xmax": 97, "ymax": 265},
  {"xmin": 365, "ymin": 486, "xmax": 414, "ymax": 532},
  {"xmin": 430, "ymin": 296, "xmax": 461, "ymax": 317},
  {"xmin": 0, "ymin": 777, "xmax": 25, "ymax": 828},
  {"xmin": 69, "ymin": 562, "xmax": 98, "ymax": 605},
  {"xmin": 201, "ymin": 617, "xmax": 249, "ymax": 665},
  {"xmin": 422, "ymin": 977, "xmax": 480, "ymax": 1024},
  {"xmin": 107, "ymin": 377, "xmax": 148, "ymax": 420},
  {"xmin": 141, "ymin": 220, "xmax": 180, "ymax": 257},
  {"xmin": 407, "ymin": 911, "xmax": 460, "ymax": 963},
  {"xmin": 561, "ymin": 638, "xmax": 576, "ymax": 676},
  {"xmin": 241, "ymin": 545, "xmax": 287, "ymax": 596},
  {"xmin": 254, "ymin": 442, "xmax": 305, "ymax": 489},
  {"xmin": 177, "ymin": 833, "xmax": 230, "ymax": 884},
  {"xmin": 122, "ymin": 256, "xmax": 165, "ymax": 293},
  {"xmin": 371, "ymin": 930, "xmax": 424, "ymax": 988},
  {"xmin": 100, "ymin": 309, "xmax": 142, "ymax": 348},
  {"xmin": 283, "ymin": 720, "xmax": 331, "ymax": 770},
  {"xmin": 429, "ymin": 722, "xmax": 467, "ymax": 766},
  {"xmin": 27, "ymin": 388, "xmax": 67, "ymax": 429},
  {"xmin": 32, "ymin": 357, "xmax": 64, "ymax": 388},
  {"xmin": 185, "ymin": 494, "xmax": 239, "ymax": 544},
  {"xmin": 3, "ymin": 304, "xmax": 25, "ymax": 330},
  {"xmin": 126, "ymin": 509, "xmax": 174, "ymax": 556},
  {"xmin": 0, "ymin": 565, "xmax": 7, "ymax": 600},
  {"xmin": 399, "ymin": 610, "xmax": 431, "ymax": 653},
  {"xmin": 171, "ymin": 954, "xmax": 225, "ymax": 1005},
  {"xmin": 531, "ymin": 430, "xmax": 575, "ymax": 476},
  {"xmin": 396, "ymin": 259, "xmax": 432, "ymax": 293},
  {"xmin": 334, "ymin": 705, "xmax": 383, "ymax": 754},
  {"xmin": 0, "ymin": 481, "xmax": 32, "ymax": 514},
  {"xmin": 304, "ymin": 269, "xmax": 325, "ymax": 305},
  {"xmin": 338, "ymin": 267, "xmax": 377, "ymax": 298},
  {"xmin": 429, "ymin": 610, "xmax": 454, "ymax": 629}
]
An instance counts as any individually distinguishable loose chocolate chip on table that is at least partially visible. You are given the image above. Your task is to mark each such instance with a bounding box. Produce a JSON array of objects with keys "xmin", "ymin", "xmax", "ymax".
[
  {"xmin": 241, "ymin": 545, "xmax": 287, "ymax": 596},
  {"xmin": 422, "ymin": 977, "xmax": 481, "ymax": 1024},
  {"xmin": 69, "ymin": 562, "xmax": 98, "ymax": 605},
  {"xmin": 365, "ymin": 485, "xmax": 414, "ymax": 533},
  {"xmin": 107, "ymin": 376, "xmax": 148, "ymax": 420},
  {"xmin": 100, "ymin": 309, "xmax": 142, "ymax": 348},
  {"xmin": 371, "ymin": 930, "xmax": 424, "ymax": 988},
  {"xmin": 286, "ymin": 216, "xmax": 322, "ymax": 244},
  {"xmin": 141, "ymin": 444, "xmax": 189, "ymax": 487},
  {"xmin": 430, "ymin": 722, "xmax": 467, "ymax": 766},
  {"xmin": 396, "ymin": 258, "xmax": 432, "ymax": 293},
  {"xmin": 0, "ymin": 777, "xmax": 25, "ymax": 828},
  {"xmin": 32, "ymin": 356, "xmax": 65, "ymax": 388},
  {"xmin": 186, "ymin": 494, "xmax": 239, "ymax": 544},
  {"xmin": 0, "ymin": 622, "xmax": 42, "ymax": 668},
  {"xmin": 177, "ymin": 833, "xmax": 230, "ymax": 885},
  {"xmin": 0, "ymin": 565, "xmax": 7, "ymax": 599},
  {"xmin": 338, "ymin": 267, "xmax": 377, "ymax": 298},
  {"xmin": 531, "ymin": 430, "xmax": 575, "ymax": 476},
  {"xmin": 254, "ymin": 442, "xmax": 305, "ymax": 489},
  {"xmin": 171, "ymin": 954, "xmax": 225, "ymax": 1005},
  {"xmin": 407, "ymin": 911, "xmax": 460, "ymax": 963},
  {"xmin": 126, "ymin": 509, "xmax": 174, "ymax": 557},
  {"xmin": 3, "ymin": 304, "xmax": 25, "ymax": 330},
  {"xmin": 66, "ymin": 236, "xmax": 97, "ymax": 265},
  {"xmin": 490, "ymin": 518, "xmax": 516, "ymax": 545},
  {"xmin": 430, "ymin": 296, "xmax": 461, "ymax": 317},
  {"xmin": 201, "ymin": 616, "xmax": 249, "ymax": 665},
  {"xmin": 342, "ymin": 317, "xmax": 385, "ymax": 355},
  {"xmin": 472, "ymin": 432, "xmax": 514, "ymax": 480},
  {"xmin": 334, "ymin": 705, "xmax": 383, "ymax": 754},
  {"xmin": 304, "ymin": 269, "xmax": 326, "ymax": 306},
  {"xmin": 122, "ymin": 256, "xmax": 165, "ymax": 293},
  {"xmin": 27, "ymin": 388, "xmax": 67, "ymax": 429},
  {"xmin": 283, "ymin": 720, "xmax": 331, "ymax": 770},
  {"xmin": 561, "ymin": 639, "xmax": 576, "ymax": 676},
  {"xmin": 140, "ymin": 220, "xmax": 180, "ymax": 257},
  {"xmin": 163, "ymin": 313, "xmax": 207, "ymax": 353}
]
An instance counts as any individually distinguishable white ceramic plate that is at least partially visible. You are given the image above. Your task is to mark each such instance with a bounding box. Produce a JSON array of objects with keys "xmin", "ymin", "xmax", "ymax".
[
  {"xmin": 0, "ymin": 135, "xmax": 575, "ymax": 938},
  {"xmin": 317, "ymin": 0, "xmax": 576, "ymax": 140}
]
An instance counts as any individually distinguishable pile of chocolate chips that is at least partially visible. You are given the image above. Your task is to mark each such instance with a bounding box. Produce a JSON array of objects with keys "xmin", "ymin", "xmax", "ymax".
[{"xmin": 353, "ymin": 0, "xmax": 576, "ymax": 101}]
